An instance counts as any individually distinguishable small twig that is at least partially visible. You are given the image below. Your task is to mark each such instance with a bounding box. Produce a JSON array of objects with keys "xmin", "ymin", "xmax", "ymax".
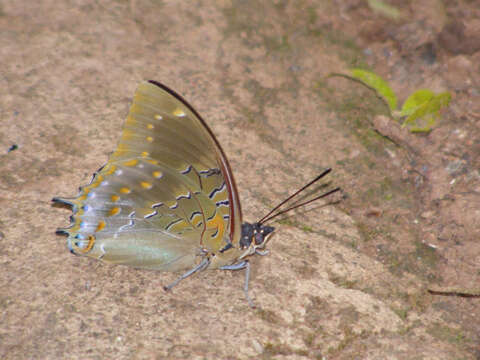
[{"xmin": 428, "ymin": 286, "xmax": 480, "ymax": 298}]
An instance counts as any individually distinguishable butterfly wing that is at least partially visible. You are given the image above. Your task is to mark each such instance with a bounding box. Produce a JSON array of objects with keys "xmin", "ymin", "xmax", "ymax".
[{"xmin": 54, "ymin": 81, "xmax": 242, "ymax": 272}]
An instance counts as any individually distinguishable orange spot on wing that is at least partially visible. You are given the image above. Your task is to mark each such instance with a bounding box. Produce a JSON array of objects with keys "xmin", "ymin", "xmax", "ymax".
[
  {"xmin": 140, "ymin": 181, "xmax": 152, "ymax": 189},
  {"xmin": 88, "ymin": 175, "xmax": 104, "ymax": 188},
  {"xmin": 123, "ymin": 159, "xmax": 139, "ymax": 167},
  {"xmin": 96, "ymin": 220, "xmax": 106, "ymax": 232},
  {"xmin": 109, "ymin": 207, "xmax": 121, "ymax": 216},
  {"xmin": 173, "ymin": 109, "xmax": 186, "ymax": 117},
  {"xmin": 103, "ymin": 164, "xmax": 117, "ymax": 175},
  {"xmin": 206, "ymin": 212, "xmax": 226, "ymax": 242},
  {"xmin": 78, "ymin": 235, "xmax": 95, "ymax": 253}
]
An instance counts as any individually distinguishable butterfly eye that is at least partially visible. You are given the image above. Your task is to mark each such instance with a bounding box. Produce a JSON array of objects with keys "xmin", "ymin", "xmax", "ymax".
[{"xmin": 252, "ymin": 224, "xmax": 275, "ymax": 245}]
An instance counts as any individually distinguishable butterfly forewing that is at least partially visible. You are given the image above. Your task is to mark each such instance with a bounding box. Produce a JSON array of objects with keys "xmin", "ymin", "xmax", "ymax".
[{"xmin": 55, "ymin": 81, "xmax": 242, "ymax": 271}]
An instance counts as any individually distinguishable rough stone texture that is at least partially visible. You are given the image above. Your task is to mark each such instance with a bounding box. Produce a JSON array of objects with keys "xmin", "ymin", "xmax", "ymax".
[{"xmin": 1, "ymin": 1, "xmax": 479, "ymax": 359}]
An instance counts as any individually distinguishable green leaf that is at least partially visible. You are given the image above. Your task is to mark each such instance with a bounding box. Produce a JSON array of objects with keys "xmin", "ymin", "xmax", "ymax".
[
  {"xmin": 400, "ymin": 89, "xmax": 435, "ymax": 117},
  {"xmin": 435, "ymin": 92, "xmax": 452, "ymax": 108},
  {"xmin": 367, "ymin": 0, "xmax": 402, "ymax": 20},
  {"xmin": 350, "ymin": 68, "xmax": 397, "ymax": 112},
  {"xmin": 402, "ymin": 91, "xmax": 451, "ymax": 132}
]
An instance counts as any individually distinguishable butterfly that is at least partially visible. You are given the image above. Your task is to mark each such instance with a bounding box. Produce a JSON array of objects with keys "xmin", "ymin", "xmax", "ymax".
[{"xmin": 53, "ymin": 80, "xmax": 339, "ymax": 306}]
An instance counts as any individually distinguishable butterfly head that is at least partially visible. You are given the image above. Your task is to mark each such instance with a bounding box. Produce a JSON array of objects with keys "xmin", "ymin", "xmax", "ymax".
[{"xmin": 240, "ymin": 222, "xmax": 275, "ymax": 254}]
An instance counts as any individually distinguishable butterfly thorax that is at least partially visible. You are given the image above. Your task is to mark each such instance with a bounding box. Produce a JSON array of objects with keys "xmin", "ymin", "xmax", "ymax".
[
  {"xmin": 239, "ymin": 222, "xmax": 275, "ymax": 250},
  {"xmin": 208, "ymin": 222, "xmax": 274, "ymax": 268}
]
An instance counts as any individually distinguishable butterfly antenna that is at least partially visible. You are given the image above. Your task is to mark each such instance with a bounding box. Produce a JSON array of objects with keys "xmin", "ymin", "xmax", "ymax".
[
  {"xmin": 259, "ymin": 187, "xmax": 341, "ymax": 224},
  {"xmin": 257, "ymin": 168, "xmax": 334, "ymax": 225}
]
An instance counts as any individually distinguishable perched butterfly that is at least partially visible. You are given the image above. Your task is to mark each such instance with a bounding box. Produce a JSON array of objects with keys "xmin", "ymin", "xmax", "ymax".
[{"xmin": 53, "ymin": 81, "xmax": 339, "ymax": 306}]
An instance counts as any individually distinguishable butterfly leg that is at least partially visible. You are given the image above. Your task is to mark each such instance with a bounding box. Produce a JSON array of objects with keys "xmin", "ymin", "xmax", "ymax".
[
  {"xmin": 164, "ymin": 257, "xmax": 210, "ymax": 291},
  {"xmin": 255, "ymin": 249, "xmax": 269, "ymax": 256},
  {"xmin": 220, "ymin": 260, "xmax": 255, "ymax": 308}
]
